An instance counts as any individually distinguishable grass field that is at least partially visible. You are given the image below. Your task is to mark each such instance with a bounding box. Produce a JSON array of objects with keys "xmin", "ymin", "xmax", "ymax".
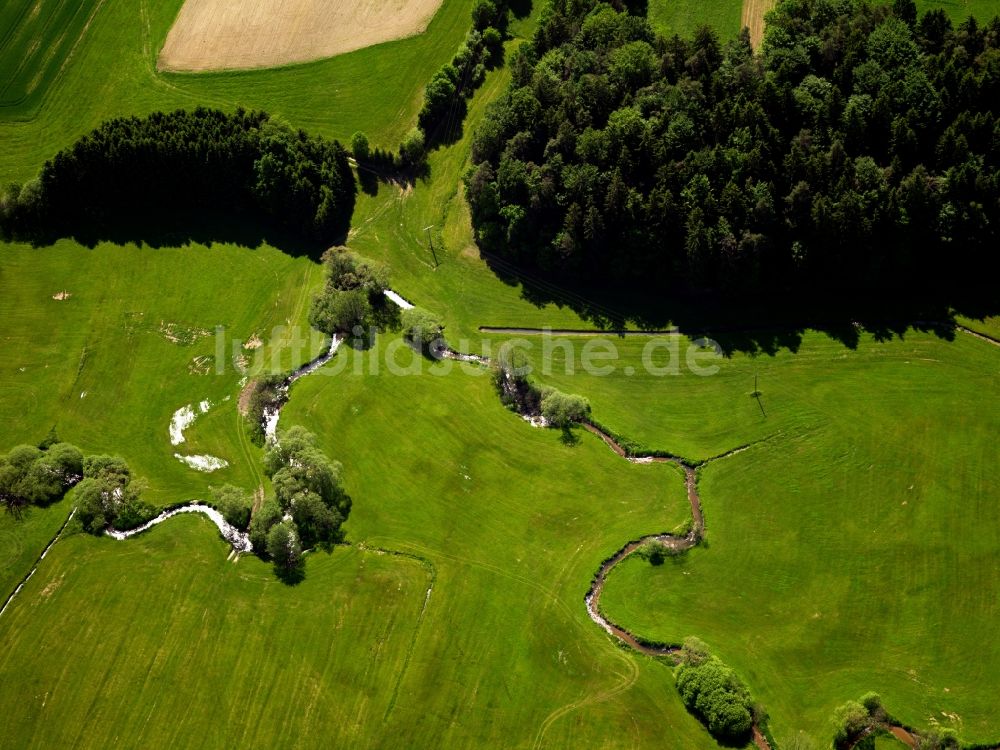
[
  {"xmin": 647, "ymin": 0, "xmax": 744, "ymax": 38},
  {"xmin": 0, "ymin": 339, "xmax": 718, "ymax": 748},
  {"xmin": 261, "ymin": 341, "xmax": 714, "ymax": 748},
  {"xmin": 0, "ymin": 517, "xmax": 433, "ymax": 748},
  {"xmin": 588, "ymin": 330, "xmax": 1000, "ymax": 744},
  {"xmin": 0, "ymin": 0, "xmax": 474, "ymax": 171},
  {"xmin": 0, "ymin": 0, "xmax": 103, "ymax": 113},
  {"xmin": 2, "ymin": 0, "xmax": 1000, "ymax": 746},
  {"xmin": 916, "ymin": 0, "xmax": 1000, "ymax": 20},
  {"xmin": 644, "ymin": 0, "xmax": 1000, "ymax": 41},
  {"xmin": 0, "ymin": 497, "xmax": 73, "ymax": 599},
  {"xmin": 0, "ymin": 241, "xmax": 325, "ymax": 505}
]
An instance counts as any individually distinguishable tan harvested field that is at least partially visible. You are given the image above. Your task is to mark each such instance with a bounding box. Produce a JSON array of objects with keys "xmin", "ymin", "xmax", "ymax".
[
  {"xmin": 159, "ymin": 0, "xmax": 445, "ymax": 71},
  {"xmin": 741, "ymin": 0, "xmax": 776, "ymax": 48}
]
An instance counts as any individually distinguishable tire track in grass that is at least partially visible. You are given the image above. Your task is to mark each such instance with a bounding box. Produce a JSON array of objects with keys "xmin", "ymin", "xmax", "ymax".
[{"xmin": 531, "ymin": 651, "xmax": 639, "ymax": 750}]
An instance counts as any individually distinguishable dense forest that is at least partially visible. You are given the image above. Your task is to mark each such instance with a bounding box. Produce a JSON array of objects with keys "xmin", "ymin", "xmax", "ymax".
[
  {"xmin": 466, "ymin": 0, "xmax": 1000, "ymax": 295},
  {"xmin": 0, "ymin": 108, "xmax": 356, "ymax": 244}
]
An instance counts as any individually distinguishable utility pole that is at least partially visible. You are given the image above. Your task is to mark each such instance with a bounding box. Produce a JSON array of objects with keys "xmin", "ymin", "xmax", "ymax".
[
  {"xmin": 424, "ymin": 225, "xmax": 439, "ymax": 268},
  {"xmin": 752, "ymin": 372, "xmax": 765, "ymax": 417}
]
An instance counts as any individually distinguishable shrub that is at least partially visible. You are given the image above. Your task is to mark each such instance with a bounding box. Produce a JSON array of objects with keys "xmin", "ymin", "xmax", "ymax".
[
  {"xmin": 74, "ymin": 455, "xmax": 145, "ymax": 534},
  {"xmin": 309, "ymin": 247, "xmax": 390, "ymax": 335},
  {"xmin": 112, "ymin": 496, "xmax": 158, "ymax": 531},
  {"xmin": 398, "ymin": 128, "xmax": 426, "ymax": 168},
  {"xmin": 831, "ymin": 700, "xmax": 871, "ymax": 747},
  {"xmin": 246, "ymin": 374, "xmax": 288, "ymax": 444},
  {"xmin": 249, "ymin": 498, "xmax": 282, "ymax": 553},
  {"xmin": 675, "ymin": 638, "xmax": 754, "ymax": 743},
  {"xmin": 638, "ymin": 539, "xmax": 667, "ymax": 565},
  {"xmin": 0, "ymin": 441, "xmax": 84, "ymax": 516},
  {"xmin": 262, "ymin": 426, "xmax": 351, "ymax": 550},
  {"xmin": 401, "ymin": 307, "xmax": 444, "ymax": 347},
  {"xmin": 540, "ymin": 388, "xmax": 590, "ymax": 427},
  {"xmin": 212, "ymin": 484, "xmax": 252, "ymax": 530},
  {"xmin": 291, "ymin": 492, "xmax": 343, "ymax": 548},
  {"xmin": 492, "ymin": 343, "xmax": 542, "ymax": 413}
]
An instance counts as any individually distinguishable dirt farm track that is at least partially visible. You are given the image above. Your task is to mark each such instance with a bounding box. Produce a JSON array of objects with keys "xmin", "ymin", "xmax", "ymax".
[{"xmin": 158, "ymin": 0, "xmax": 446, "ymax": 71}]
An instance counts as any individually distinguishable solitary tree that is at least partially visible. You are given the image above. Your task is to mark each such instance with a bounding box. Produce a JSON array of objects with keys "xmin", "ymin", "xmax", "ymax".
[
  {"xmin": 540, "ymin": 389, "xmax": 590, "ymax": 427},
  {"xmin": 350, "ymin": 131, "xmax": 370, "ymax": 162},
  {"xmin": 401, "ymin": 307, "xmax": 445, "ymax": 348}
]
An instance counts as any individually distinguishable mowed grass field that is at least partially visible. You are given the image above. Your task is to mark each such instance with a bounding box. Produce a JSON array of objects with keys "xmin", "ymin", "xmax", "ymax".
[
  {"xmin": 647, "ymin": 0, "xmax": 744, "ymax": 38},
  {"xmin": 0, "ymin": 0, "xmax": 475, "ymax": 176},
  {"xmin": 0, "ymin": 517, "xmax": 433, "ymax": 748},
  {"xmin": 1, "ymin": 0, "xmax": 1000, "ymax": 748},
  {"xmin": 273, "ymin": 341, "xmax": 715, "ymax": 748},
  {"xmin": 0, "ymin": 496, "xmax": 73, "ymax": 598},
  {"xmin": 645, "ymin": 0, "xmax": 1000, "ymax": 40},
  {"xmin": 0, "ymin": 242, "xmax": 325, "ymax": 505},
  {"xmin": 0, "ymin": 337, "xmax": 720, "ymax": 748},
  {"xmin": 553, "ymin": 329, "xmax": 1000, "ymax": 744},
  {"xmin": 0, "ymin": 0, "xmax": 103, "ymax": 113}
]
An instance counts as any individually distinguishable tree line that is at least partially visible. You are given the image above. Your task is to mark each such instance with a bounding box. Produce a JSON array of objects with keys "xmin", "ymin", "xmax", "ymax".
[
  {"xmin": 465, "ymin": 0, "xmax": 1000, "ymax": 297},
  {"xmin": 0, "ymin": 107, "xmax": 356, "ymax": 245},
  {"xmin": 354, "ymin": 0, "xmax": 528, "ymax": 176}
]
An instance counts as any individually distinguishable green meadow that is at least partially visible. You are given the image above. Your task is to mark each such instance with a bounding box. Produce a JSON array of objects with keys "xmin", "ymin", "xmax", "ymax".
[
  {"xmin": 646, "ymin": 0, "xmax": 744, "ymax": 38},
  {"xmin": 589, "ymin": 330, "xmax": 1000, "ymax": 744},
  {"xmin": 1, "ymin": 0, "xmax": 999, "ymax": 747},
  {"xmin": 0, "ymin": 518, "xmax": 433, "ymax": 748},
  {"xmin": 0, "ymin": 241, "xmax": 324, "ymax": 504},
  {"xmin": 643, "ymin": 0, "xmax": 999, "ymax": 43},
  {"xmin": 0, "ymin": 0, "xmax": 103, "ymax": 113}
]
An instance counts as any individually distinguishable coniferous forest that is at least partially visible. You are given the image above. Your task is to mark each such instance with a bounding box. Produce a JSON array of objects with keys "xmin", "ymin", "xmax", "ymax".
[
  {"xmin": 466, "ymin": 0, "xmax": 1000, "ymax": 297},
  {"xmin": 0, "ymin": 108, "xmax": 356, "ymax": 245}
]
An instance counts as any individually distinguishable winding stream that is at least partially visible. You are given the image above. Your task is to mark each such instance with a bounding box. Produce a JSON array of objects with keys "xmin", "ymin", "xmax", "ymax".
[
  {"xmin": 106, "ymin": 503, "xmax": 252, "ymax": 553},
  {"xmin": 263, "ymin": 334, "xmax": 344, "ymax": 442},
  {"xmin": 7, "ymin": 289, "xmax": 996, "ymax": 747}
]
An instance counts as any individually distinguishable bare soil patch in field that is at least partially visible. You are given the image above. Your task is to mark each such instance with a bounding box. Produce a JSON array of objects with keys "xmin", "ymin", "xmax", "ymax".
[{"xmin": 159, "ymin": 0, "xmax": 445, "ymax": 72}]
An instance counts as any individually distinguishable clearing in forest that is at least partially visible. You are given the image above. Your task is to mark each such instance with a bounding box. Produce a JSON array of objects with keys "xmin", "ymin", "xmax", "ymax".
[{"xmin": 158, "ymin": 0, "xmax": 446, "ymax": 71}]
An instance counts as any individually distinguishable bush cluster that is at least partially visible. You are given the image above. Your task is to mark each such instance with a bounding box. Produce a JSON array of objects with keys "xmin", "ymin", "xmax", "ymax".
[
  {"xmin": 250, "ymin": 427, "xmax": 351, "ymax": 572},
  {"xmin": 309, "ymin": 247, "xmax": 392, "ymax": 335},
  {"xmin": 246, "ymin": 373, "xmax": 289, "ymax": 445},
  {"xmin": 401, "ymin": 306, "xmax": 445, "ymax": 348},
  {"xmin": 675, "ymin": 637, "xmax": 754, "ymax": 742},
  {"xmin": 466, "ymin": 0, "xmax": 1000, "ymax": 296},
  {"xmin": 211, "ymin": 485, "xmax": 253, "ymax": 530},
  {"xmin": 0, "ymin": 439, "xmax": 83, "ymax": 516},
  {"xmin": 491, "ymin": 343, "xmax": 589, "ymax": 425},
  {"xmin": 75, "ymin": 455, "xmax": 154, "ymax": 533},
  {"xmin": 539, "ymin": 386, "xmax": 590, "ymax": 426}
]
